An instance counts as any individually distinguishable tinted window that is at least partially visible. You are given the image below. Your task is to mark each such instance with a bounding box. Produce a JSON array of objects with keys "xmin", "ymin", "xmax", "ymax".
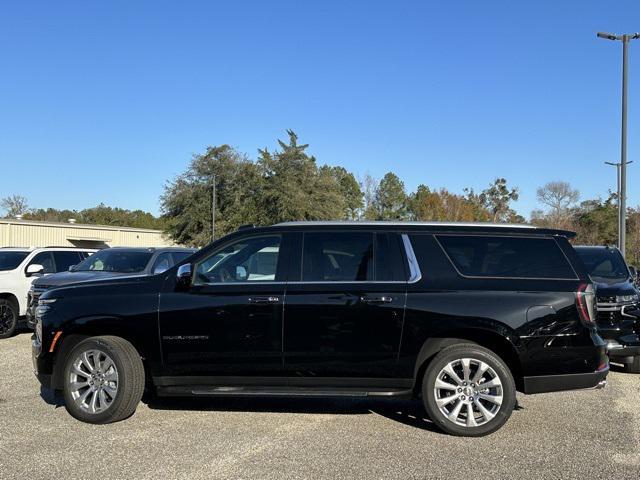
[
  {"xmin": 152, "ymin": 253, "xmax": 173, "ymax": 274},
  {"xmin": 375, "ymin": 233, "xmax": 407, "ymax": 281},
  {"xmin": 53, "ymin": 251, "xmax": 82, "ymax": 272},
  {"xmin": 303, "ymin": 232, "xmax": 373, "ymax": 282},
  {"xmin": 0, "ymin": 251, "xmax": 29, "ymax": 271},
  {"xmin": 172, "ymin": 251, "xmax": 194, "ymax": 264},
  {"xmin": 74, "ymin": 250, "xmax": 153, "ymax": 273},
  {"xmin": 29, "ymin": 252, "xmax": 55, "ymax": 274},
  {"xmin": 195, "ymin": 236, "xmax": 281, "ymax": 284},
  {"xmin": 437, "ymin": 235, "xmax": 576, "ymax": 279},
  {"xmin": 575, "ymin": 248, "xmax": 629, "ymax": 281}
]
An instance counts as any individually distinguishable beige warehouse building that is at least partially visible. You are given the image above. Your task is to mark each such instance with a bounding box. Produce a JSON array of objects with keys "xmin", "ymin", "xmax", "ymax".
[{"xmin": 0, "ymin": 218, "xmax": 175, "ymax": 249}]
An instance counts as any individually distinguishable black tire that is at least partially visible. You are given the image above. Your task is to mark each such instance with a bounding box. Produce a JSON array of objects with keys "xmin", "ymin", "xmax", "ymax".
[
  {"xmin": 62, "ymin": 336, "xmax": 145, "ymax": 424},
  {"xmin": 0, "ymin": 298, "xmax": 18, "ymax": 339},
  {"xmin": 422, "ymin": 343, "xmax": 516, "ymax": 437},
  {"xmin": 623, "ymin": 356, "xmax": 640, "ymax": 374}
]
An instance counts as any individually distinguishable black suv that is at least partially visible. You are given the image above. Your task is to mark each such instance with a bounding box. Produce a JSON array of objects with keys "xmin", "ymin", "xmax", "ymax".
[
  {"xmin": 32, "ymin": 222, "xmax": 608, "ymax": 436},
  {"xmin": 26, "ymin": 247, "xmax": 197, "ymax": 328},
  {"xmin": 574, "ymin": 246, "xmax": 640, "ymax": 373}
]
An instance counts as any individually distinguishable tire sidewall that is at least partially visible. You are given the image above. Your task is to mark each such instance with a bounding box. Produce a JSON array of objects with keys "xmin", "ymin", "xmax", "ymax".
[
  {"xmin": 0, "ymin": 299, "xmax": 18, "ymax": 339},
  {"xmin": 62, "ymin": 337, "xmax": 131, "ymax": 424},
  {"xmin": 423, "ymin": 345, "xmax": 516, "ymax": 437}
]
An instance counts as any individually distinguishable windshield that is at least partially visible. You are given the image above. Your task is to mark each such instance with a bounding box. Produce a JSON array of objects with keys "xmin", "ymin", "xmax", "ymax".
[
  {"xmin": 0, "ymin": 252, "xmax": 29, "ymax": 271},
  {"xmin": 575, "ymin": 248, "xmax": 630, "ymax": 281},
  {"xmin": 73, "ymin": 250, "xmax": 153, "ymax": 273}
]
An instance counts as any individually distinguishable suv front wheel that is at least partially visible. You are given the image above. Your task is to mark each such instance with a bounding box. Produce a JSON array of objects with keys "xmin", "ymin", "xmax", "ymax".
[
  {"xmin": 62, "ymin": 336, "xmax": 145, "ymax": 424},
  {"xmin": 422, "ymin": 343, "xmax": 516, "ymax": 437}
]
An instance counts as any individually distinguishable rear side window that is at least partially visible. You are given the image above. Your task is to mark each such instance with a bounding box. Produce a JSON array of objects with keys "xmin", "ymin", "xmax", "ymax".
[
  {"xmin": 436, "ymin": 235, "xmax": 576, "ymax": 279},
  {"xmin": 302, "ymin": 232, "xmax": 373, "ymax": 282},
  {"xmin": 53, "ymin": 251, "xmax": 82, "ymax": 272}
]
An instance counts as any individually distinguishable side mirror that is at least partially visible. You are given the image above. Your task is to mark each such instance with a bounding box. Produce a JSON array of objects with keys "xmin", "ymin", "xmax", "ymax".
[
  {"xmin": 26, "ymin": 264, "xmax": 44, "ymax": 277},
  {"xmin": 176, "ymin": 263, "xmax": 192, "ymax": 288},
  {"xmin": 68, "ymin": 265, "xmax": 76, "ymax": 272},
  {"xmin": 235, "ymin": 265, "xmax": 248, "ymax": 281}
]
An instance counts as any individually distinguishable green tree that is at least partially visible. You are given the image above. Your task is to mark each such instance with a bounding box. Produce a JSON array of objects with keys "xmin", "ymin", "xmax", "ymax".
[
  {"xmin": 328, "ymin": 166, "xmax": 364, "ymax": 220},
  {"xmin": 161, "ymin": 145, "xmax": 262, "ymax": 246},
  {"xmin": 257, "ymin": 130, "xmax": 346, "ymax": 223},
  {"xmin": 409, "ymin": 185, "xmax": 491, "ymax": 221},
  {"xmin": 478, "ymin": 178, "xmax": 520, "ymax": 222},
  {"xmin": 369, "ymin": 172, "xmax": 407, "ymax": 220}
]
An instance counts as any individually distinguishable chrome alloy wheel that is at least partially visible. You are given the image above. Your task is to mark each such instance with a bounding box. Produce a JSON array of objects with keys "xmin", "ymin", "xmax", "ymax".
[
  {"xmin": 434, "ymin": 358, "xmax": 503, "ymax": 427},
  {"xmin": 68, "ymin": 350, "xmax": 119, "ymax": 414}
]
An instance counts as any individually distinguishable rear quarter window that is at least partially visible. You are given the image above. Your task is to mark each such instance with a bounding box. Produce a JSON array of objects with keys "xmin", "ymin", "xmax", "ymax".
[{"xmin": 436, "ymin": 235, "xmax": 577, "ymax": 280}]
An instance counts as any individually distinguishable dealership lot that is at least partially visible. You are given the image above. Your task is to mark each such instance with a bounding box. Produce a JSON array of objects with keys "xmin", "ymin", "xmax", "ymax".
[{"xmin": 1, "ymin": 333, "xmax": 639, "ymax": 480}]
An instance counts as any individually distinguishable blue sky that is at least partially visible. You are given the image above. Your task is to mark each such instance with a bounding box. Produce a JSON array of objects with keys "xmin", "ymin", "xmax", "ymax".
[{"xmin": 1, "ymin": 1, "xmax": 639, "ymax": 218}]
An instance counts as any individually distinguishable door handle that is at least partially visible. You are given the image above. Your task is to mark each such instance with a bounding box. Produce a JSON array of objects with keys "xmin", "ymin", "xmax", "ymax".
[
  {"xmin": 360, "ymin": 295, "xmax": 393, "ymax": 304},
  {"xmin": 248, "ymin": 296, "xmax": 280, "ymax": 304}
]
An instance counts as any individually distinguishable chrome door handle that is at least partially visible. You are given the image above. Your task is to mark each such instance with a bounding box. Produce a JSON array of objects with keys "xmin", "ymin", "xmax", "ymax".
[
  {"xmin": 360, "ymin": 296, "xmax": 393, "ymax": 304},
  {"xmin": 248, "ymin": 296, "xmax": 280, "ymax": 304}
]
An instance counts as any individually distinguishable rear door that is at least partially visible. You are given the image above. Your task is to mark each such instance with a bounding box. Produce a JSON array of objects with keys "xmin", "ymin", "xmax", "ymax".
[{"xmin": 283, "ymin": 231, "xmax": 407, "ymax": 379}]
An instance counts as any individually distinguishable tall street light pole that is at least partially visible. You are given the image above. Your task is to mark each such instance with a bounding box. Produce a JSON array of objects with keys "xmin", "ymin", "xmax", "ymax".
[
  {"xmin": 605, "ymin": 160, "xmax": 634, "ymax": 244},
  {"xmin": 597, "ymin": 32, "xmax": 640, "ymax": 257}
]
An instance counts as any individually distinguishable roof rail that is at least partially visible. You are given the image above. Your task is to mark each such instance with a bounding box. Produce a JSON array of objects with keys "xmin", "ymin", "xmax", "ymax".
[{"xmin": 237, "ymin": 224, "xmax": 256, "ymax": 231}]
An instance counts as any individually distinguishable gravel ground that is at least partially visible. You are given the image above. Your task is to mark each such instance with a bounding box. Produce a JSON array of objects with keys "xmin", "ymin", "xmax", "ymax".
[{"xmin": 1, "ymin": 332, "xmax": 639, "ymax": 480}]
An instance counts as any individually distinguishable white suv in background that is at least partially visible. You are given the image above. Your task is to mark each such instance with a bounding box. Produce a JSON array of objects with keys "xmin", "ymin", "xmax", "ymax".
[{"xmin": 0, "ymin": 247, "xmax": 95, "ymax": 338}]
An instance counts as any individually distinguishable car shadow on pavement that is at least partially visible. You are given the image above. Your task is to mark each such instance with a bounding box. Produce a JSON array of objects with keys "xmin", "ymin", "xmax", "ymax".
[{"xmin": 144, "ymin": 395, "xmax": 443, "ymax": 433}]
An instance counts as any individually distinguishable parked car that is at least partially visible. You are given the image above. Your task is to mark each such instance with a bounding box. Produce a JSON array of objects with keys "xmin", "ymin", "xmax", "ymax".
[
  {"xmin": 32, "ymin": 221, "xmax": 608, "ymax": 436},
  {"xmin": 574, "ymin": 246, "xmax": 640, "ymax": 373},
  {"xmin": 26, "ymin": 247, "xmax": 197, "ymax": 328},
  {"xmin": 0, "ymin": 247, "xmax": 95, "ymax": 338}
]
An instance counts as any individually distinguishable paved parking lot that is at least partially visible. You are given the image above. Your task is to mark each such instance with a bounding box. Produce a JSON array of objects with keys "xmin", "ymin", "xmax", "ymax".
[{"xmin": 1, "ymin": 332, "xmax": 639, "ymax": 479}]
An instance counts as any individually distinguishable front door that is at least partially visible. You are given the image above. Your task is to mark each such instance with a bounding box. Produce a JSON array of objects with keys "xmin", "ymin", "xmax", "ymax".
[
  {"xmin": 283, "ymin": 231, "xmax": 407, "ymax": 379},
  {"xmin": 159, "ymin": 234, "xmax": 287, "ymax": 377}
]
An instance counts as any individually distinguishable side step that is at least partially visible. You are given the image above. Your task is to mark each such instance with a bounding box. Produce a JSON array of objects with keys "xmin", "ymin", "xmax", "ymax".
[{"xmin": 156, "ymin": 385, "xmax": 413, "ymax": 398}]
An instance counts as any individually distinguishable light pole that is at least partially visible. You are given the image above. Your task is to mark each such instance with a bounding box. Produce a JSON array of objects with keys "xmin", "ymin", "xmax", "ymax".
[
  {"xmin": 597, "ymin": 32, "xmax": 640, "ymax": 257},
  {"xmin": 605, "ymin": 160, "xmax": 634, "ymax": 244}
]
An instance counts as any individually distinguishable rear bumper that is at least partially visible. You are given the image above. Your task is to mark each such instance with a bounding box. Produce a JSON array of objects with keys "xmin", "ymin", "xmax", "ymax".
[{"xmin": 522, "ymin": 363, "xmax": 609, "ymax": 394}]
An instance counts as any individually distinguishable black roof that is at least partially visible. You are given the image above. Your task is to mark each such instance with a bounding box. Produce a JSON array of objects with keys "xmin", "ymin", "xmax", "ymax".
[{"xmin": 243, "ymin": 221, "xmax": 576, "ymax": 238}]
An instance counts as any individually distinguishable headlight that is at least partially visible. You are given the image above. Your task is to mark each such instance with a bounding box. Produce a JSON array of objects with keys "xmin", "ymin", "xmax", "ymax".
[
  {"xmin": 35, "ymin": 298, "xmax": 57, "ymax": 320},
  {"xmin": 616, "ymin": 294, "xmax": 639, "ymax": 303}
]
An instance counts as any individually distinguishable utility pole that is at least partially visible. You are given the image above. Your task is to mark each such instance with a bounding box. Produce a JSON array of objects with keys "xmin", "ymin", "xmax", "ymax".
[{"xmin": 597, "ymin": 32, "xmax": 640, "ymax": 257}]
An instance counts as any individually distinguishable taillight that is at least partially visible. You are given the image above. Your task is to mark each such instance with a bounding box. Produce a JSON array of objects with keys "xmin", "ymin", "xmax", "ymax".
[{"xmin": 576, "ymin": 283, "xmax": 596, "ymax": 326}]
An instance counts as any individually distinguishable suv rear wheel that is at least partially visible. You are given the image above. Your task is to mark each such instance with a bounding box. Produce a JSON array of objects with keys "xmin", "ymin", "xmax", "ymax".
[
  {"xmin": 422, "ymin": 343, "xmax": 516, "ymax": 437},
  {"xmin": 62, "ymin": 336, "xmax": 145, "ymax": 424},
  {"xmin": 0, "ymin": 299, "xmax": 18, "ymax": 339}
]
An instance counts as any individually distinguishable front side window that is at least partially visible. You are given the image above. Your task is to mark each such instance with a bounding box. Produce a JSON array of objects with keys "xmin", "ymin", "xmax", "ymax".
[
  {"xmin": 0, "ymin": 251, "xmax": 29, "ymax": 271},
  {"xmin": 437, "ymin": 235, "xmax": 576, "ymax": 279},
  {"xmin": 29, "ymin": 252, "xmax": 55, "ymax": 274},
  {"xmin": 195, "ymin": 236, "xmax": 281, "ymax": 284},
  {"xmin": 73, "ymin": 250, "xmax": 153, "ymax": 273},
  {"xmin": 302, "ymin": 232, "xmax": 373, "ymax": 282},
  {"xmin": 152, "ymin": 253, "xmax": 173, "ymax": 275}
]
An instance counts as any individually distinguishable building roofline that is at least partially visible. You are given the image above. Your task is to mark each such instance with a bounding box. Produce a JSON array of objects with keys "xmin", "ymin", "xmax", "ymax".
[{"xmin": 0, "ymin": 218, "xmax": 164, "ymax": 234}]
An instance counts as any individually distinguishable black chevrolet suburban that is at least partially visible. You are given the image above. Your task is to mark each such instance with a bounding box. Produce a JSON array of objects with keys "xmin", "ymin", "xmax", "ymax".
[
  {"xmin": 574, "ymin": 246, "xmax": 640, "ymax": 373},
  {"xmin": 32, "ymin": 222, "xmax": 608, "ymax": 436}
]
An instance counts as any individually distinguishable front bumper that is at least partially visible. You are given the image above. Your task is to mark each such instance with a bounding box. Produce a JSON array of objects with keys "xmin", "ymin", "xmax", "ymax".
[
  {"xmin": 32, "ymin": 334, "xmax": 53, "ymax": 389},
  {"xmin": 522, "ymin": 362, "xmax": 609, "ymax": 394}
]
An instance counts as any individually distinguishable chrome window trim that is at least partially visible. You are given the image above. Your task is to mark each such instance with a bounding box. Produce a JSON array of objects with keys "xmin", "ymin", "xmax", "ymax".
[{"xmin": 401, "ymin": 234, "xmax": 422, "ymax": 284}]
